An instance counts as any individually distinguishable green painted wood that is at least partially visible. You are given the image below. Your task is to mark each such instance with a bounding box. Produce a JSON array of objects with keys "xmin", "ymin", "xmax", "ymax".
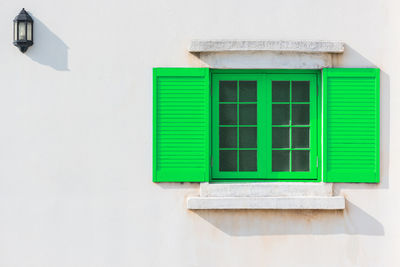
[
  {"xmin": 323, "ymin": 68, "xmax": 380, "ymax": 183},
  {"xmin": 212, "ymin": 69, "xmax": 321, "ymax": 75},
  {"xmin": 211, "ymin": 71, "xmax": 321, "ymax": 182},
  {"xmin": 153, "ymin": 68, "xmax": 210, "ymax": 182}
]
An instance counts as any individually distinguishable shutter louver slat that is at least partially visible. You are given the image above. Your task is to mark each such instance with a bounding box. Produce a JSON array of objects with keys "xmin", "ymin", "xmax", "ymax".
[
  {"xmin": 153, "ymin": 68, "xmax": 210, "ymax": 182},
  {"xmin": 323, "ymin": 68, "xmax": 380, "ymax": 183}
]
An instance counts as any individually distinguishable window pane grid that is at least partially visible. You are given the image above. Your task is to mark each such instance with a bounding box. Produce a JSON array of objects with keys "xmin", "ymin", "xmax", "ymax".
[
  {"xmin": 272, "ymin": 102, "xmax": 310, "ymax": 104},
  {"xmin": 218, "ymin": 81, "xmax": 257, "ymax": 172},
  {"xmin": 219, "ymin": 80, "xmax": 257, "ymax": 172},
  {"xmin": 272, "ymin": 125, "xmax": 310, "ymax": 127},
  {"xmin": 213, "ymin": 73, "xmax": 317, "ymax": 181},
  {"xmin": 220, "ymin": 102, "xmax": 257, "ymax": 104},
  {"xmin": 237, "ymin": 82, "xmax": 239, "ymax": 170},
  {"xmin": 220, "ymin": 125, "xmax": 257, "ymax": 127},
  {"xmin": 220, "ymin": 148, "xmax": 257, "ymax": 150},
  {"xmin": 272, "ymin": 148, "xmax": 311, "ymax": 151},
  {"xmin": 272, "ymin": 80, "xmax": 310, "ymax": 172}
]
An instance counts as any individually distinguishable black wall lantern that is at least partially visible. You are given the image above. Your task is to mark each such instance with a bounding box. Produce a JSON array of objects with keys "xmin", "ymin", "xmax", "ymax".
[{"xmin": 13, "ymin": 8, "xmax": 33, "ymax": 53}]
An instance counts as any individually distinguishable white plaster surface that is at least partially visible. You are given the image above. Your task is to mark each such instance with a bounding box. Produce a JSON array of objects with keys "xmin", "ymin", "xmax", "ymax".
[
  {"xmin": 187, "ymin": 196, "xmax": 345, "ymax": 210},
  {"xmin": 0, "ymin": 0, "xmax": 399, "ymax": 266},
  {"xmin": 189, "ymin": 39, "xmax": 345, "ymax": 53}
]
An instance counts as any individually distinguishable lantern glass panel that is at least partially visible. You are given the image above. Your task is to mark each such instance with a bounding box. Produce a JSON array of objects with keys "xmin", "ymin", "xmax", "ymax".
[
  {"xmin": 27, "ymin": 22, "xmax": 32, "ymax": 41},
  {"xmin": 14, "ymin": 21, "xmax": 18, "ymax": 41},
  {"xmin": 18, "ymin": 22, "xmax": 26, "ymax": 40}
]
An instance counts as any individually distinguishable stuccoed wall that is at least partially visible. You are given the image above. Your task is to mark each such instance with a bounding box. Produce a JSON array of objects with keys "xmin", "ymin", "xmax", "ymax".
[{"xmin": 0, "ymin": 0, "xmax": 399, "ymax": 266}]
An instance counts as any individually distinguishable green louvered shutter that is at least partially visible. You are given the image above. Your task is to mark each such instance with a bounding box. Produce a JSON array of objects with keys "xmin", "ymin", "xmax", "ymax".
[
  {"xmin": 153, "ymin": 68, "xmax": 210, "ymax": 182},
  {"xmin": 323, "ymin": 68, "xmax": 380, "ymax": 182}
]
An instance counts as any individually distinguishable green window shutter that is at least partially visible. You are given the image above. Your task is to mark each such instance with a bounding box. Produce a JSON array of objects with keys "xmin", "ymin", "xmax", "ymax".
[
  {"xmin": 323, "ymin": 68, "xmax": 380, "ymax": 182},
  {"xmin": 153, "ymin": 68, "xmax": 210, "ymax": 182}
]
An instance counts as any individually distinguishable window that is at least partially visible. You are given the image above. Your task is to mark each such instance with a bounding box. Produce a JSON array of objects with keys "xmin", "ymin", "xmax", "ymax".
[
  {"xmin": 211, "ymin": 71, "xmax": 319, "ymax": 181},
  {"xmin": 153, "ymin": 68, "xmax": 379, "ymax": 183}
]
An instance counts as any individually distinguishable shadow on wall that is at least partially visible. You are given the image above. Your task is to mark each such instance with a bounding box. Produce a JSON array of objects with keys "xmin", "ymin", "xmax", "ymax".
[
  {"xmin": 191, "ymin": 200, "xmax": 384, "ymax": 236},
  {"xmin": 192, "ymin": 44, "xmax": 390, "ymax": 191},
  {"xmin": 379, "ymin": 71, "xmax": 390, "ymax": 189},
  {"xmin": 159, "ymin": 183, "xmax": 383, "ymax": 236},
  {"xmin": 25, "ymin": 16, "xmax": 69, "ymax": 71},
  {"xmin": 158, "ymin": 45, "xmax": 390, "ymax": 237},
  {"xmin": 332, "ymin": 44, "xmax": 390, "ymax": 190}
]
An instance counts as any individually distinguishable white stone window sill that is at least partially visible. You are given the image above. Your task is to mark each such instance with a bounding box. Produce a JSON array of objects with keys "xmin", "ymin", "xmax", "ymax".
[
  {"xmin": 187, "ymin": 183, "xmax": 345, "ymax": 210},
  {"xmin": 189, "ymin": 40, "xmax": 345, "ymax": 53}
]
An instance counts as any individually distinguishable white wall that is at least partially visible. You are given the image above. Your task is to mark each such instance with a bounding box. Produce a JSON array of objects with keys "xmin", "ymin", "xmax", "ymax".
[{"xmin": 0, "ymin": 0, "xmax": 399, "ymax": 266}]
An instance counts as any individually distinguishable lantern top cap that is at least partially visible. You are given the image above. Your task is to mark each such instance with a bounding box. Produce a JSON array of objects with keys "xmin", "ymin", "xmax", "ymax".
[{"xmin": 14, "ymin": 8, "xmax": 33, "ymax": 22}]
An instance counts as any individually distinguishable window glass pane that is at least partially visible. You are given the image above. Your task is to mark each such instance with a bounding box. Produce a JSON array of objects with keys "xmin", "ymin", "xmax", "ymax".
[
  {"xmin": 239, "ymin": 150, "xmax": 257, "ymax": 171},
  {"xmin": 239, "ymin": 81, "xmax": 257, "ymax": 102},
  {"xmin": 219, "ymin": 127, "xmax": 237, "ymax": 148},
  {"xmin": 239, "ymin": 127, "xmax": 257, "ymax": 148},
  {"xmin": 292, "ymin": 127, "xmax": 309, "ymax": 148},
  {"xmin": 272, "ymin": 150, "xmax": 289, "ymax": 172},
  {"xmin": 292, "ymin": 104, "xmax": 309, "ymax": 125},
  {"xmin": 219, "ymin": 104, "xmax": 237, "ymax": 125},
  {"xmin": 219, "ymin": 81, "xmax": 237, "ymax": 102},
  {"xmin": 220, "ymin": 150, "xmax": 237, "ymax": 171},
  {"xmin": 292, "ymin": 150, "xmax": 310, "ymax": 172},
  {"xmin": 239, "ymin": 104, "xmax": 257, "ymax": 125},
  {"xmin": 272, "ymin": 104, "xmax": 289, "ymax": 125},
  {"xmin": 272, "ymin": 127, "xmax": 289, "ymax": 148},
  {"xmin": 292, "ymin": 81, "xmax": 310, "ymax": 102},
  {"xmin": 272, "ymin": 81, "xmax": 290, "ymax": 102}
]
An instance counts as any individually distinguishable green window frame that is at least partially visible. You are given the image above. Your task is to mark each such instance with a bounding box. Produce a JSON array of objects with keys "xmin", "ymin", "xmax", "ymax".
[
  {"xmin": 211, "ymin": 74, "xmax": 268, "ymax": 180},
  {"xmin": 211, "ymin": 70, "xmax": 321, "ymax": 182},
  {"xmin": 266, "ymin": 74, "xmax": 318, "ymax": 180}
]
